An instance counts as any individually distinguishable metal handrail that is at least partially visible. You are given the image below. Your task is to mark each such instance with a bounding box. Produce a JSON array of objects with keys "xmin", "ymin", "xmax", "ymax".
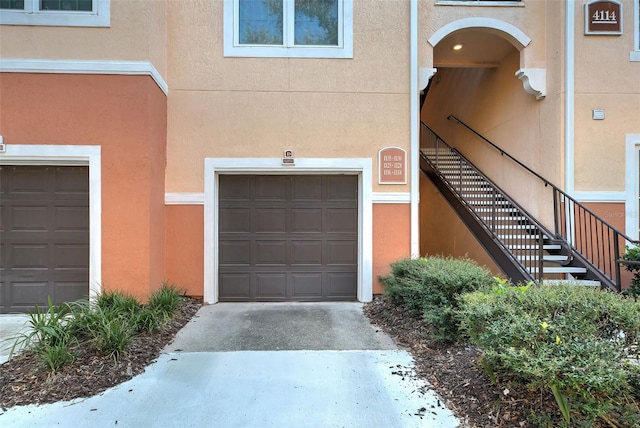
[
  {"xmin": 446, "ymin": 115, "xmax": 638, "ymax": 291},
  {"xmin": 421, "ymin": 123, "xmax": 552, "ymax": 283}
]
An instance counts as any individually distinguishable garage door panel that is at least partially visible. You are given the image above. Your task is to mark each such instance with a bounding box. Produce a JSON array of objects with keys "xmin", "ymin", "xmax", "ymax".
[
  {"xmin": 255, "ymin": 240, "xmax": 287, "ymax": 265},
  {"xmin": 55, "ymin": 206, "xmax": 89, "ymax": 231},
  {"xmin": 220, "ymin": 208, "xmax": 251, "ymax": 233},
  {"xmin": 326, "ymin": 208, "xmax": 357, "ymax": 233},
  {"xmin": 291, "ymin": 241, "xmax": 323, "ymax": 265},
  {"xmin": 255, "ymin": 274, "xmax": 287, "ymax": 298},
  {"xmin": 255, "ymin": 176, "xmax": 287, "ymax": 200},
  {"xmin": 326, "ymin": 241, "xmax": 357, "ymax": 265},
  {"xmin": 11, "ymin": 244, "xmax": 49, "ymax": 269},
  {"xmin": 290, "ymin": 273, "xmax": 323, "ymax": 298},
  {"xmin": 219, "ymin": 274, "xmax": 251, "ymax": 299},
  {"xmin": 291, "ymin": 208, "xmax": 322, "ymax": 233},
  {"xmin": 220, "ymin": 241, "xmax": 252, "ymax": 265},
  {"xmin": 219, "ymin": 175, "xmax": 252, "ymax": 200},
  {"xmin": 53, "ymin": 281, "xmax": 89, "ymax": 303},
  {"xmin": 291, "ymin": 176, "xmax": 322, "ymax": 200},
  {"xmin": 327, "ymin": 272, "xmax": 358, "ymax": 298},
  {"xmin": 10, "ymin": 206, "xmax": 49, "ymax": 232},
  {"xmin": 54, "ymin": 244, "xmax": 89, "ymax": 268},
  {"xmin": 9, "ymin": 281, "xmax": 50, "ymax": 307},
  {"xmin": 326, "ymin": 176, "xmax": 358, "ymax": 200},
  {"xmin": 54, "ymin": 168, "xmax": 89, "ymax": 194},
  {"xmin": 255, "ymin": 208, "xmax": 286, "ymax": 233},
  {"xmin": 219, "ymin": 175, "xmax": 357, "ymax": 302},
  {"xmin": 9, "ymin": 168, "xmax": 49, "ymax": 195}
]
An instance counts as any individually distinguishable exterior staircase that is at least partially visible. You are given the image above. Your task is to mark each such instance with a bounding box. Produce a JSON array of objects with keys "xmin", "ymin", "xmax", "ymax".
[{"xmin": 420, "ymin": 120, "xmax": 633, "ymax": 291}]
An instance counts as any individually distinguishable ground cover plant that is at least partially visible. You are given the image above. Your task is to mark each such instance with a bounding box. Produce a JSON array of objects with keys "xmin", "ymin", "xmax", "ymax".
[{"xmin": 0, "ymin": 283, "xmax": 200, "ymax": 408}]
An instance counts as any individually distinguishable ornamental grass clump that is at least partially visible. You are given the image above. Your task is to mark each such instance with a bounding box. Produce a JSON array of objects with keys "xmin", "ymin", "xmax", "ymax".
[
  {"xmin": 8, "ymin": 283, "xmax": 188, "ymax": 372},
  {"xmin": 458, "ymin": 282, "xmax": 640, "ymax": 427},
  {"xmin": 380, "ymin": 256, "xmax": 494, "ymax": 341}
]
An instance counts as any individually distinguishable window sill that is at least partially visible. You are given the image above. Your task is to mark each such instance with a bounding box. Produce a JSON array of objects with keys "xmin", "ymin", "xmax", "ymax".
[
  {"xmin": 223, "ymin": 45, "xmax": 353, "ymax": 59},
  {"xmin": 631, "ymin": 51, "xmax": 640, "ymax": 62},
  {"xmin": 435, "ymin": 1, "xmax": 524, "ymax": 6}
]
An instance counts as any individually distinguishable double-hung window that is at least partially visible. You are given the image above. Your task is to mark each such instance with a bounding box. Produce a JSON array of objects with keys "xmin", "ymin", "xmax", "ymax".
[
  {"xmin": 0, "ymin": 0, "xmax": 110, "ymax": 27},
  {"xmin": 224, "ymin": 0, "xmax": 353, "ymax": 58}
]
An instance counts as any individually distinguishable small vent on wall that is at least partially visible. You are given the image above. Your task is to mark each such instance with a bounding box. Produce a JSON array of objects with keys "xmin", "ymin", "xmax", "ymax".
[{"xmin": 592, "ymin": 109, "xmax": 605, "ymax": 120}]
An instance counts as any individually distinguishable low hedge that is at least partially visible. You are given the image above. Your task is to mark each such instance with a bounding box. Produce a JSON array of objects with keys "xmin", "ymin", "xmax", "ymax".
[
  {"xmin": 379, "ymin": 256, "xmax": 494, "ymax": 341},
  {"xmin": 458, "ymin": 283, "xmax": 640, "ymax": 426}
]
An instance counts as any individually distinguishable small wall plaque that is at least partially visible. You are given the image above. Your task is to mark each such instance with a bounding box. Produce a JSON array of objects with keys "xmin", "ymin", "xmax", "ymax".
[
  {"xmin": 282, "ymin": 149, "xmax": 294, "ymax": 166},
  {"xmin": 378, "ymin": 146, "xmax": 406, "ymax": 184},
  {"xmin": 585, "ymin": 0, "xmax": 622, "ymax": 35}
]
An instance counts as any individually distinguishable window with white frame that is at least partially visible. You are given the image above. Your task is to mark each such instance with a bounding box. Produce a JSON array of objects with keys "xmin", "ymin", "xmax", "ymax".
[
  {"xmin": 0, "ymin": 0, "xmax": 109, "ymax": 27},
  {"xmin": 224, "ymin": 0, "xmax": 353, "ymax": 58}
]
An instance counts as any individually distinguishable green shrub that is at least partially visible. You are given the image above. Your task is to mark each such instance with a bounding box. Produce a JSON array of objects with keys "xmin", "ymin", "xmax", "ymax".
[
  {"xmin": 9, "ymin": 283, "xmax": 186, "ymax": 370},
  {"xmin": 96, "ymin": 290, "xmax": 141, "ymax": 316},
  {"xmin": 9, "ymin": 298, "xmax": 71, "ymax": 357},
  {"xmin": 85, "ymin": 306, "xmax": 136, "ymax": 361},
  {"xmin": 147, "ymin": 282, "xmax": 184, "ymax": 320},
  {"xmin": 133, "ymin": 306, "xmax": 164, "ymax": 334},
  {"xmin": 380, "ymin": 256, "xmax": 494, "ymax": 341},
  {"xmin": 40, "ymin": 342, "xmax": 74, "ymax": 373},
  {"xmin": 458, "ymin": 283, "xmax": 640, "ymax": 426},
  {"xmin": 622, "ymin": 245, "xmax": 640, "ymax": 299}
]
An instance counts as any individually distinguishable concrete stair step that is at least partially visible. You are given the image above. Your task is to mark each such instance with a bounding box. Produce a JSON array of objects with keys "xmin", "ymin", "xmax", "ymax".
[{"xmin": 531, "ymin": 266, "xmax": 587, "ymax": 274}]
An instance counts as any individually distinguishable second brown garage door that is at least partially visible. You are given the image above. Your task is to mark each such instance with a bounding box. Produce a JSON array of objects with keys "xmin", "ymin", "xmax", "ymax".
[{"xmin": 218, "ymin": 175, "xmax": 358, "ymax": 301}]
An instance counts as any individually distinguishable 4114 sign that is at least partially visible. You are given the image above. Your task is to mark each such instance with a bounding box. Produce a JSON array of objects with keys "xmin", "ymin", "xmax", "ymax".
[{"xmin": 585, "ymin": 0, "xmax": 622, "ymax": 35}]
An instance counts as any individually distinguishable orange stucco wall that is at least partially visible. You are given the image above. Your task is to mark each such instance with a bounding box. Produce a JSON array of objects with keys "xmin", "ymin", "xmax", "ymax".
[
  {"xmin": 165, "ymin": 205, "xmax": 204, "ymax": 297},
  {"xmin": 420, "ymin": 174, "xmax": 500, "ymax": 275},
  {"xmin": 373, "ymin": 203, "xmax": 411, "ymax": 294},
  {"xmin": 0, "ymin": 73, "xmax": 167, "ymax": 301}
]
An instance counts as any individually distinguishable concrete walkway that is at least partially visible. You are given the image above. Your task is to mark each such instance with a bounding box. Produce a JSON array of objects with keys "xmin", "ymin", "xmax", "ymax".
[{"xmin": 0, "ymin": 302, "xmax": 460, "ymax": 428}]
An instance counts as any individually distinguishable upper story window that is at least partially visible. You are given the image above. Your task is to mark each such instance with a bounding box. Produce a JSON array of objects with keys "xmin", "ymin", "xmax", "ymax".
[
  {"xmin": 0, "ymin": 0, "xmax": 109, "ymax": 26},
  {"xmin": 224, "ymin": 0, "xmax": 353, "ymax": 58}
]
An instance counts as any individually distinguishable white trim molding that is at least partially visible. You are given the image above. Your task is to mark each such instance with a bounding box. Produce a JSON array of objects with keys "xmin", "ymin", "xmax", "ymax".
[
  {"xmin": 626, "ymin": 134, "xmax": 640, "ymax": 240},
  {"xmin": 165, "ymin": 193, "xmax": 205, "ymax": 205},
  {"xmin": 372, "ymin": 192, "xmax": 411, "ymax": 204},
  {"xmin": 0, "ymin": 0, "xmax": 110, "ymax": 27},
  {"xmin": 573, "ymin": 191, "xmax": 626, "ymax": 203},
  {"xmin": 203, "ymin": 157, "xmax": 373, "ymax": 304},
  {"xmin": 428, "ymin": 17, "xmax": 531, "ymax": 49},
  {"xmin": 0, "ymin": 59, "xmax": 168, "ymax": 95},
  {"xmin": 0, "ymin": 144, "xmax": 102, "ymax": 300}
]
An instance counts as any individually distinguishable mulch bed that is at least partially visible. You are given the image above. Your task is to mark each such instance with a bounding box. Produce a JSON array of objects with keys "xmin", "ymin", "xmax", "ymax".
[
  {"xmin": 363, "ymin": 295, "xmax": 561, "ymax": 428},
  {"xmin": 0, "ymin": 298, "xmax": 201, "ymax": 410}
]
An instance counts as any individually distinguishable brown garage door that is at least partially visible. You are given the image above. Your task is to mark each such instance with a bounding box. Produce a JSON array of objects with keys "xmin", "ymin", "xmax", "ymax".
[
  {"xmin": 219, "ymin": 175, "xmax": 358, "ymax": 301},
  {"xmin": 0, "ymin": 166, "xmax": 89, "ymax": 313}
]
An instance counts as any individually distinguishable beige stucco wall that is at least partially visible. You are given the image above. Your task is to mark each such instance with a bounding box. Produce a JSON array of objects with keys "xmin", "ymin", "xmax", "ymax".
[
  {"xmin": 0, "ymin": 0, "xmax": 167, "ymax": 77},
  {"xmin": 418, "ymin": 0, "xmax": 550, "ymax": 71},
  {"xmin": 573, "ymin": 0, "xmax": 640, "ymax": 192},
  {"xmin": 166, "ymin": 0, "xmax": 411, "ymax": 193}
]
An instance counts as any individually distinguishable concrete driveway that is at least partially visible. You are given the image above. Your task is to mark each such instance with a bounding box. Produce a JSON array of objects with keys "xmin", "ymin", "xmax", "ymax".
[{"xmin": 0, "ymin": 302, "xmax": 459, "ymax": 427}]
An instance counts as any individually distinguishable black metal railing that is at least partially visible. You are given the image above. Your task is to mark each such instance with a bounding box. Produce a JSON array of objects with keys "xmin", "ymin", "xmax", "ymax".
[
  {"xmin": 446, "ymin": 115, "xmax": 638, "ymax": 291},
  {"xmin": 421, "ymin": 123, "xmax": 557, "ymax": 283}
]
